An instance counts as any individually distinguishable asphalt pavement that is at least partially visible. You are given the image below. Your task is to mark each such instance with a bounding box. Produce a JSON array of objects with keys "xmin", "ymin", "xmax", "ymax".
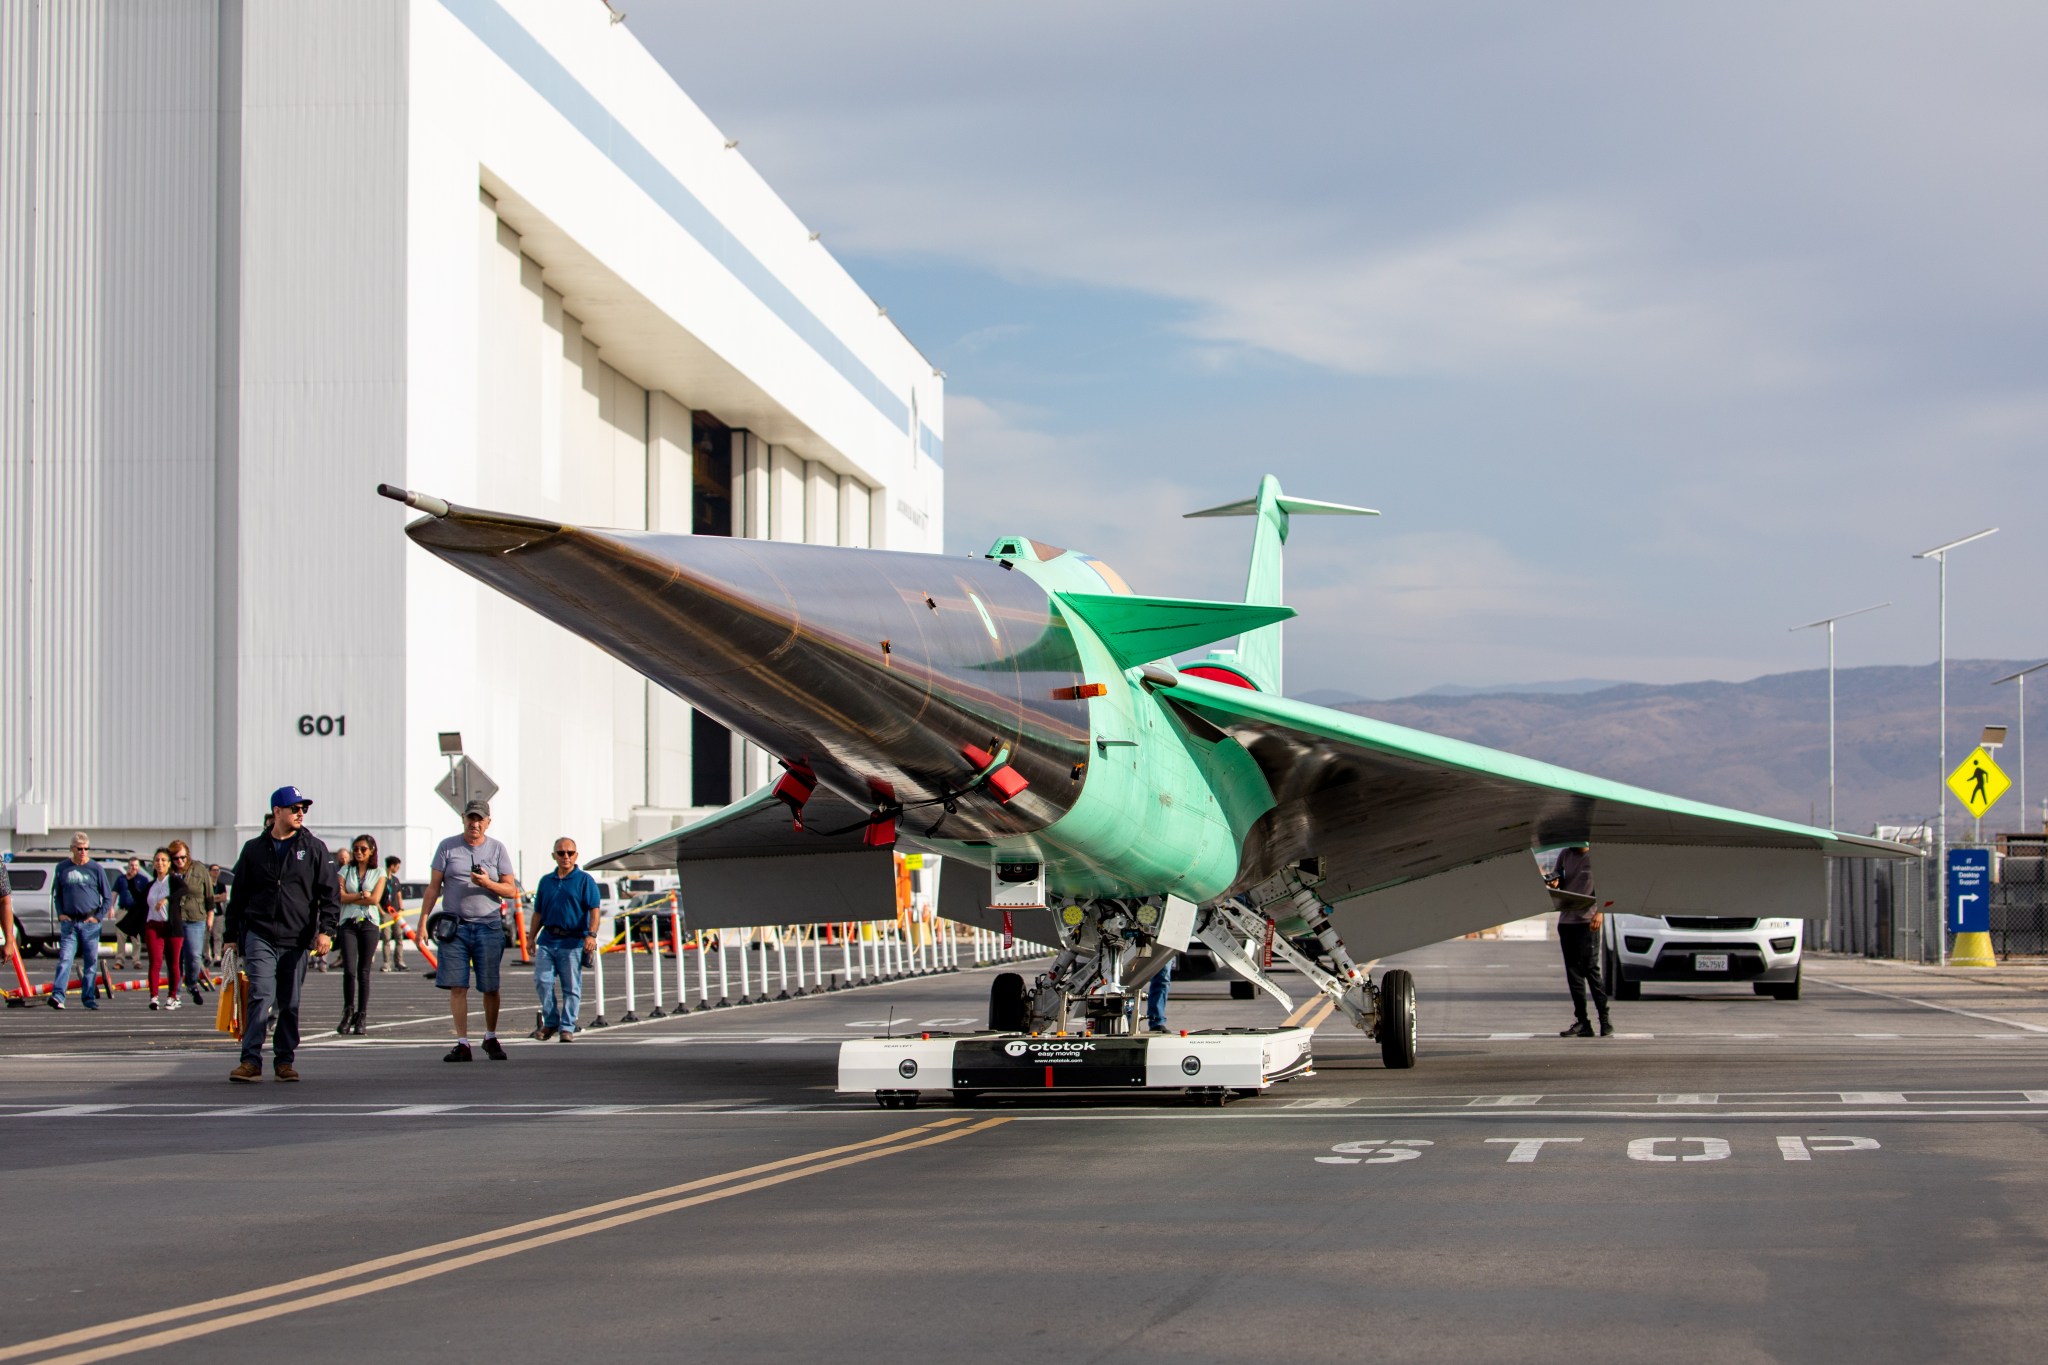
[{"xmin": 5, "ymin": 938, "xmax": 2048, "ymax": 1363}]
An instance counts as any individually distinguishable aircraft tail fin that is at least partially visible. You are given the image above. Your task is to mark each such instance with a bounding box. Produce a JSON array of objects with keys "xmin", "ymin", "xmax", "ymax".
[{"xmin": 1183, "ymin": 476, "xmax": 1377, "ymax": 693}]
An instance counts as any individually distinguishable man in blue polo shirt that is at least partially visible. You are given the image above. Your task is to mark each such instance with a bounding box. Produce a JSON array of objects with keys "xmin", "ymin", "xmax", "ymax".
[
  {"xmin": 528, "ymin": 836, "xmax": 601, "ymax": 1042},
  {"xmin": 49, "ymin": 832, "xmax": 115, "ymax": 1009}
]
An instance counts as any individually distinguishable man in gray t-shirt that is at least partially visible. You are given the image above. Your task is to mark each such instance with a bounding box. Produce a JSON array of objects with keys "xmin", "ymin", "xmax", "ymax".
[{"xmin": 420, "ymin": 799, "xmax": 521, "ymax": 1061}]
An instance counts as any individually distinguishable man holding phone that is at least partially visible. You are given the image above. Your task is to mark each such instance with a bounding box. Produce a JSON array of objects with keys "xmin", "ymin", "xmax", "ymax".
[{"xmin": 420, "ymin": 798, "xmax": 520, "ymax": 1062}]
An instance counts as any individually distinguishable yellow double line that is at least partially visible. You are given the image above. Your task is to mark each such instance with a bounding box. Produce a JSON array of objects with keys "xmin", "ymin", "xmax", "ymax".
[{"xmin": 2, "ymin": 1115, "xmax": 1007, "ymax": 1364}]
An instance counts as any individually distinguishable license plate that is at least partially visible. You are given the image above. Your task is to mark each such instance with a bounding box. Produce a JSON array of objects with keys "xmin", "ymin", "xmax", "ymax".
[{"xmin": 1695, "ymin": 954, "xmax": 1729, "ymax": 972}]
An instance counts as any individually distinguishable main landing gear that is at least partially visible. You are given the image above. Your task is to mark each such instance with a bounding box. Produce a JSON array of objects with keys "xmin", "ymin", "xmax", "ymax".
[{"xmin": 985, "ymin": 876, "xmax": 1420, "ymax": 1071}]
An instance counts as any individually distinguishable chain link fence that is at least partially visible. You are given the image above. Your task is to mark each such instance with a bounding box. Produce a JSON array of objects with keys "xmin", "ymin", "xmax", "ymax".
[{"xmin": 1829, "ymin": 835, "xmax": 2048, "ymax": 962}]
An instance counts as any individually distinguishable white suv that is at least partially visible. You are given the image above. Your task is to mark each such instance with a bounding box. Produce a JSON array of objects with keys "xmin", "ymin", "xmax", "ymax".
[{"xmin": 1601, "ymin": 913, "xmax": 1803, "ymax": 1001}]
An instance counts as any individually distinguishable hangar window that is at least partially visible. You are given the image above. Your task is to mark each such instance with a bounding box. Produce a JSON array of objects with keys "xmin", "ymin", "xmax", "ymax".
[
  {"xmin": 693, "ymin": 411, "xmax": 733, "ymax": 537},
  {"xmin": 692, "ymin": 709, "xmax": 732, "ymax": 807}
]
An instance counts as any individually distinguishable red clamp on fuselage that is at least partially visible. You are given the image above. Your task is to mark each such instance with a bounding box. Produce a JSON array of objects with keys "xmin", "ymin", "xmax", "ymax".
[
  {"xmin": 772, "ymin": 758, "xmax": 817, "ymax": 829},
  {"xmin": 959, "ymin": 744, "xmax": 1031, "ymax": 805}
]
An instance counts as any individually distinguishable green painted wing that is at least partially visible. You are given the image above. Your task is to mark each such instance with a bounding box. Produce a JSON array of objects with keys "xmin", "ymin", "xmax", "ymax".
[
  {"xmin": 1056, "ymin": 592, "xmax": 1294, "ymax": 671},
  {"xmin": 1167, "ymin": 673, "xmax": 1918, "ymax": 902}
]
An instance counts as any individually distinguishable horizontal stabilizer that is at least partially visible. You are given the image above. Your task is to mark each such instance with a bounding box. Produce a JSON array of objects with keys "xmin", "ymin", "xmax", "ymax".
[
  {"xmin": 1057, "ymin": 592, "xmax": 1295, "ymax": 670},
  {"xmin": 1184, "ymin": 494, "xmax": 1379, "ymax": 520}
]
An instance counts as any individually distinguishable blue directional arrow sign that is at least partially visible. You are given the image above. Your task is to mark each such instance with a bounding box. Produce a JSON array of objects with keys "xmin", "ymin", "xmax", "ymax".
[{"xmin": 1947, "ymin": 847, "xmax": 1992, "ymax": 934}]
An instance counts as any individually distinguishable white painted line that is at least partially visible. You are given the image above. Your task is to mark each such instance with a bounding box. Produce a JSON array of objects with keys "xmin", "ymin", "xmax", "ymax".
[
  {"xmin": 1487, "ymin": 1032, "xmax": 1534, "ymax": 1040},
  {"xmin": 1855, "ymin": 1033, "xmax": 1902, "ymax": 1039},
  {"xmin": 2024, "ymin": 1091, "xmax": 2048, "ymax": 1104},
  {"xmin": 1810, "ymin": 974, "xmax": 2048, "ymax": 1033},
  {"xmin": 1487, "ymin": 1137, "xmax": 1581, "ymax": 1163},
  {"xmin": 1657, "ymin": 1094, "xmax": 1719, "ymax": 1105},
  {"xmin": 1838, "ymin": 1092, "xmax": 1908, "ymax": 1105},
  {"xmin": 1284, "ymin": 1098, "xmax": 1359, "ymax": 1109},
  {"xmin": 18, "ymin": 1104, "xmax": 122, "ymax": 1117},
  {"xmin": 377, "ymin": 1104, "xmax": 464, "ymax": 1116},
  {"xmin": 1468, "ymin": 1095, "xmax": 1542, "ymax": 1107}
]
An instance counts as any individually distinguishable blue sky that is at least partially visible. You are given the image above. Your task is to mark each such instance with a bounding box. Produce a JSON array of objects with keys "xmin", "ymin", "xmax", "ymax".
[{"xmin": 631, "ymin": 2, "xmax": 2048, "ymax": 699}]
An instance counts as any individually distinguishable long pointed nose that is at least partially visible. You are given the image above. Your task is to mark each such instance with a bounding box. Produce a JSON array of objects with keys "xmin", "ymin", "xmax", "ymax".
[{"xmin": 398, "ymin": 496, "xmax": 1091, "ymax": 837}]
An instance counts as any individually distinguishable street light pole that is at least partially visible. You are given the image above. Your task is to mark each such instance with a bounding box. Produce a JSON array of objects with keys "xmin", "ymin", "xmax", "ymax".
[
  {"xmin": 1993, "ymin": 661, "xmax": 2047, "ymax": 838},
  {"xmin": 1914, "ymin": 528, "xmax": 1998, "ymax": 967},
  {"xmin": 1791, "ymin": 602, "xmax": 1890, "ymax": 833}
]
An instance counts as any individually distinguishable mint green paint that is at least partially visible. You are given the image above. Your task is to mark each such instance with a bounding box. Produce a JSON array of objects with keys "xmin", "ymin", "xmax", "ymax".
[
  {"xmin": 1053, "ymin": 592, "xmax": 1294, "ymax": 671},
  {"xmin": 1182, "ymin": 477, "xmax": 1379, "ymax": 693}
]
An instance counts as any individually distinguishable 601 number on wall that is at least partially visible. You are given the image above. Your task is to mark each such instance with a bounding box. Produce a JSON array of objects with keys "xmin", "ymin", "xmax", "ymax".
[{"xmin": 297, "ymin": 714, "xmax": 346, "ymax": 737}]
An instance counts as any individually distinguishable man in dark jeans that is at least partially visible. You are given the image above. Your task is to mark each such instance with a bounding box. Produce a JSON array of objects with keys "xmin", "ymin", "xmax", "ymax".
[
  {"xmin": 224, "ymin": 786, "xmax": 339, "ymax": 1082},
  {"xmin": 1551, "ymin": 842, "xmax": 1611, "ymax": 1037},
  {"xmin": 49, "ymin": 833, "xmax": 114, "ymax": 1010}
]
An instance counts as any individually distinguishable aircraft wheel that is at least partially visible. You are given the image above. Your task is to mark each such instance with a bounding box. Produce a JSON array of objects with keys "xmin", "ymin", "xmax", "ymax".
[
  {"xmin": 1377, "ymin": 968, "xmax": 1418, "ymax": 1069},
  {"xmin": 988, "ymin": 972, "xmax": 1027, "ymax": 1031}
]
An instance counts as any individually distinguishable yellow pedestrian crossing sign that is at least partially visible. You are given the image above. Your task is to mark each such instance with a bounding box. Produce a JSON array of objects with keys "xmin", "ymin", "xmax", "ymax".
[{"xmin": 1947, "ymin": 747, "xmax": 2010, "ymax": 818}]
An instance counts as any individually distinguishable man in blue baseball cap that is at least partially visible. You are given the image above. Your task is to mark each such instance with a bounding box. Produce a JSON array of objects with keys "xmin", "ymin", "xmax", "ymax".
[{"xmin": 223, "ymin": 786, "xmax": 340, "ymax": 1082}]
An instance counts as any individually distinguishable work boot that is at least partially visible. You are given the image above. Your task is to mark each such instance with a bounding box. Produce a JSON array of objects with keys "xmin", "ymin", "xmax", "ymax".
[
  {"xmin": 274, "ymin": 1062, "xmax": 300, "ymax": 1082},
  {"xmin": 1598, "ymin": 1016, "xmax": 1614, "ymax": 1037},
  {"xmin": 229, "ymin": 1061, "xmax": 262, "ymax": 1083},
  {"xmin": 1559, "ymin": 1019, "xmax": 1594, "ymax": 1038}
]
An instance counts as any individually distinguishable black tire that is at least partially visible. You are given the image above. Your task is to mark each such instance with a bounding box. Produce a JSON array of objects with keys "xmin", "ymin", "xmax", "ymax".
[
  {"xmin": 1757, "ymin": 965, "xmax": 1801, "ymax": 1001},
  {"xmin": 1376, "ymin": 968, "xmax": 1418, "ymax": 1069},
  {"xmin": 1614, "ymin": 965, "xmax": 1641, "ymax": 1002},
  {"xmin": 1228, "ymin": 979, "xmax": 1256, "ymax": 1000},
  {"xmin": 988, "ymin": 972, "xmax": 1027, "ymax": 1031}
]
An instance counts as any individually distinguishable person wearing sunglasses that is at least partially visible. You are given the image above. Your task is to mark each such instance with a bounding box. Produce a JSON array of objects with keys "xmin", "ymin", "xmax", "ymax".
[
  {"xmin": 419, "ymin": 798, "xmax": 520, "ymax": 1062},
  {"xmin": 166, "ymin": 841, "xmax": 215, "ymax": 1008},
  {"xmin": 334, "ymin": 834, "xmax": 385, "ymax": 1035},
  {"xmin": 528, "ymin": 838, "xmax": 600, "ymax": 1042},
  {"xmin": 222, "ymin": 786, "xmax": 339, "ymax": 1082}
]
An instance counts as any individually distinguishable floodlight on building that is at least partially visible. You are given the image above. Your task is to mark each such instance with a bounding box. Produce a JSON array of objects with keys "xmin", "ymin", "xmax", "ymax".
[{"xmin": 437, "ymin": 732, "xmax": 464, "ymax": 757}]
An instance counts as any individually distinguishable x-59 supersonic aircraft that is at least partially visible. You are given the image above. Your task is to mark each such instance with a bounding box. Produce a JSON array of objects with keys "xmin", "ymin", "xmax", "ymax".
[{"xmin": 379, "ymin": 478, "xmax": 1912, "ymax": 1071}]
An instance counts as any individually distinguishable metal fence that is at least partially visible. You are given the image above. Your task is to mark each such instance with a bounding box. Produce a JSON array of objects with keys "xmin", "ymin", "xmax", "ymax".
[{"xmin": 1829, "ymin": 838, "xmax": 2048, "ymax": 963}]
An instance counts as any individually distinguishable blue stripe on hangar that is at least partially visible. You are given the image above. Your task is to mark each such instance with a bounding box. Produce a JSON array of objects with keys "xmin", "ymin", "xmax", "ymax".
[{"xmin": 440, "ymin": 0, "xmax": 942, "ymax": 467}]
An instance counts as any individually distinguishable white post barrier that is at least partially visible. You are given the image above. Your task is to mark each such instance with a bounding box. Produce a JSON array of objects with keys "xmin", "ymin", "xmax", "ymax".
[
  {"xmin": 858, "ymin": 927, "xmax": 870, "ymax": 981},
  {"xmin": 812, "ymin": 927, "xmax": 825, "ymax": 991},
  {"xmin": 717, "ymin": 931, "xmax": 730, "ymax": 1006},
  {"xmin": 775, "ymin": 928, "xmax": 790, "ymax": 999},
  {"xmin": 737, "ymin": 928, "xmax": 752, "ymax": 1003},
  {"xmin": 590, "ymin": 934, "xmax": 609, "ymax": 1028},
  {"xmin": 648, "ymin": 913, "xmax": 665, "ymax": 1018},
  {"xmin": 695, "ymin": 929, "xmax": 709, "ymax": 1007},
  {"xmin": 671, "ymin": 909, "xmax": 687, "ymax": 1012},
  {"xmin": 841, "ymin": 925, "xmax": 853, "ymax": 986},
  {"xmin": 621, "ymin": 918, "xmax": 640, "ymax": 1023},
  {"xmin": 793, "ymin": 926, "xmax": 807, "ymax": 994}
]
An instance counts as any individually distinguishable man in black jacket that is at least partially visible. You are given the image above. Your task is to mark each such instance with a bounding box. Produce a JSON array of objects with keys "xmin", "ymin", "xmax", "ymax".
[{"xmin": 225, "ymin": 785, "xmax": 339, "ymax": 1082}]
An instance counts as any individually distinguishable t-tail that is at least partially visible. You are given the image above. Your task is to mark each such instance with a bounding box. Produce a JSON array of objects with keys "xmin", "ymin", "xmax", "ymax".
[{"xmin": 1183, "ymin": 475, "xmax": 1377, "ymax": 694}]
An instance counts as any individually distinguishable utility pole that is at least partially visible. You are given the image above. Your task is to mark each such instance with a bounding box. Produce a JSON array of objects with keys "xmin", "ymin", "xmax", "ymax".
[
  {"xmin": 1914, "ymin": 529, "xmax": 1997, "ymax": 967},
  {"xmin": 1993, "ymin": 662, "xmax": 2046, "ymax": 837}
]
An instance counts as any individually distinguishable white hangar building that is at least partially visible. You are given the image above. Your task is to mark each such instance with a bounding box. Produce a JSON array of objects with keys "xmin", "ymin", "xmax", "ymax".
[{"xmin": 1, "ymin": 0, "xmax": 946, "ymax": 880}]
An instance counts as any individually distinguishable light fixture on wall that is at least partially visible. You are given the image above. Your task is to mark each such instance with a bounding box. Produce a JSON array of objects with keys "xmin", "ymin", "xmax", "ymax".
[
  {"xmin": 724, "ymin": 138, "xmax": 740, "ymax": 150},
  {"xmin": 808, "ymin": 230, "xmax": 822, "ymax": 241}
]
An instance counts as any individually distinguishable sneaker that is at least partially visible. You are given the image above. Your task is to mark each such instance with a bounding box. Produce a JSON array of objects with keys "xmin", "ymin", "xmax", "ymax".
[
  {"xmin": 192, "ymin": 989, "xmax": 206, "ymax": 1007},
  {"xmin": 82, "ymin": 1000, "xmax": 99, "ymax": 1010},
  {"xmin": 444, "ymin": 1042, "xmax": 473, "ymax": 1063},
  {"xmin": 229, "ymin": 1061, "xmax": 262, "ymax": 1083},
  {"xmin": 274, "ymin": 1062, "xmax": 300, "ymax": 1082},
  {"xmin": 1598, "ymin": 1018, "xmax": 1615, "ymax": 1037},
  {"xmin": 481, "ymin": 1037, "xmax": 508, "ymax": 1061},
  {"xmin": 149, "ymin": 997, "xmax": 160, "ymax": 1010},
  {"xmin": 1559, "ymin": 1020, "xmax": 1594, "ymax": 1037},
  {"xmin": 47, "ymin": 996, "xmax": 64, "ymax": 1010},
  {"xmin": 165, "ymin": 997, "xmax": 182, "ymax": 1011},
  {"xmin": 558, "ymin": 1031, "xmax": 576, "ymax": 1043}
]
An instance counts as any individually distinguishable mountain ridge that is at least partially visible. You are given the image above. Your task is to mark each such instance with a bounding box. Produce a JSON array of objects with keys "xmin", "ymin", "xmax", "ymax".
[{"xmin": 1330, "ymin": 658, "xmax": 2046, "ymax": 836}]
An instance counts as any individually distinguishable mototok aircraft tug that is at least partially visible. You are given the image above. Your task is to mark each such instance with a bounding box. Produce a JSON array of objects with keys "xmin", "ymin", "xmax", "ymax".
[{"xmin": 379, "ymin": 478, "xmax": 1913, "ymax": 1105}]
